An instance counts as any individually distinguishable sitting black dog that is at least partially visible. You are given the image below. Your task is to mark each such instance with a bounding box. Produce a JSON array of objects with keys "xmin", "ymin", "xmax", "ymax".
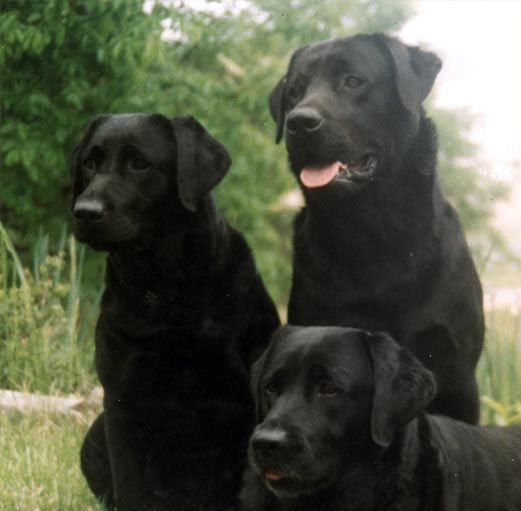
[
  {"xmin": 241, "ymin": 325, "xmax": 521, "ymax": 511},
  {"xmin": 71, "ymin": 113, "xmax": 280, "ymax": 511},
  {"xmin": 268, "ymin": 33, "xmax": 484, "ymax": 424}
]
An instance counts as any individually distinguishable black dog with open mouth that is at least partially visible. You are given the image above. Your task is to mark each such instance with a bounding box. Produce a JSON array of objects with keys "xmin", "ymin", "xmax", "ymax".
[
  {"xmin": 71, "ymin": 113, "xmax": 280, "ymax": 511},
  {"xmin": 268, "ymin": 33, "xmax": 484, "ymax": 424},
  {"xmin": 241, "ymin": 326, "xmax": 521, "ymax": 511}
]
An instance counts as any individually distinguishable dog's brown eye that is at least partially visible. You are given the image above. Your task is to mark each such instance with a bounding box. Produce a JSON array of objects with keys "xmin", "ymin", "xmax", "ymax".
[
  {"xmin": 83, "ymin": 158, "xmax": 96, "ymax": 170},
  {"xmin": 344, "ymin": 75, "xmax": 363, "ymax": 88},
  {"xmin": 264, "ymin": 381, "xmax": 278, "ymax": 395},
  {"xmin": 288, "ymin": 86, "xmax": 299, "ymax": 100},
  {"xmin": 287, "ymin": 81, "xmax": 304, "ymax": 101},
  {"xmin": 318, "ymin": 383, "xmax": 338, "ymax": 396},
  {"xmin": 131, "ymin": 158, "xmax": 149, "ymax": 171}
]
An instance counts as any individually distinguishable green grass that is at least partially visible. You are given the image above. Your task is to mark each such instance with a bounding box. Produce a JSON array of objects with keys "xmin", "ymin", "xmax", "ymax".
[
  {"xmin": 0, "ymin": 410, "xmax": 105, "ymax": 511},
  {"xmin": 478, "ymin": 308, "xmax": 521, "ymax": 425},
  {"xmin": 0, "ymin": 224, "xmax": 519, "ymax": 509}
]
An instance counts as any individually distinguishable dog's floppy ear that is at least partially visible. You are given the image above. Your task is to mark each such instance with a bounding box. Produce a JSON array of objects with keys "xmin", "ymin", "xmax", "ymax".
[
  {"xmin": 268, "ymin": 76, "xmax": 287, "ymax": 145},
  {"xmin": 376, "ymin": 34, "xmax": 442, "ymax": 114},
  {"xmin": 172, "ymin": 116, "xmax": 231, "ymax": 212},
  {"xmin": 364, "ymin": 331, "xmax": 437, "ymax": 448},
  {"xmin": 69, "ymin": 114, "xmax": 110, "ymax": 206},
  {"xmin": 250, "ymin": 348, "xmax": 269, "ymax": 422},
  {"xmin": 249, "ymin": 325, "xmax": 291, "ymax": 421},
  {"xmin": 268, "ymin": 45, "xmax": 309, "ymax": 144}
]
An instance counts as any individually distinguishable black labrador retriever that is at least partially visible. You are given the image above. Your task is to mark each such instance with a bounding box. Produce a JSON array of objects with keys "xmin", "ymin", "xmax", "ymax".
[
  {"xmin": 268, "ymin": 33, "xmax": 484, "ymax": 424},
  {"xmin": 71, "ymin": 113, "xmax": 280, "ymax": 511},
  {"xmin": 241, "ymin": 325, "xmax": 521, "ymax": 511}
]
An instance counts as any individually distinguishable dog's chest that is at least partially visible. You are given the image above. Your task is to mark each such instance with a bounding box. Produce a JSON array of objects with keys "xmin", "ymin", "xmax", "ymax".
[
  {"xmin": 290, "ymin": 223, "xmax": 436, "ymax": 328},
  {"xmin": 289, "ymin": 256, "xmax": 401, "ymax": 330},
  {"xmin": 96, "ymin": 289, "xmax": 250, "ymax": 398},
  {"xmin": 103, "ymin": 272, "xmax": 239, "ymax": 339}
]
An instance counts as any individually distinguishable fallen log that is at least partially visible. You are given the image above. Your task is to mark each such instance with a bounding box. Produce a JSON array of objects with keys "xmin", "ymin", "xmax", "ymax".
[{"xmin": 0, "ymin": 387, "xmax": 103, "ymax": 418}]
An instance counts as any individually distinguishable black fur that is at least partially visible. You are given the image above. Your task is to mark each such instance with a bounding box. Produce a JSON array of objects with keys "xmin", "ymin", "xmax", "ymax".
[
  {"xmin": 71, "ymin": 113, "xmax": 280, "ymax": 511},
  {"xmin": 241, "ymin": 326, "xmax": 521, "ymax": 511},
  {"xmin": 268, "ymin": 33, "xmax": 484, "ymax": 424}
]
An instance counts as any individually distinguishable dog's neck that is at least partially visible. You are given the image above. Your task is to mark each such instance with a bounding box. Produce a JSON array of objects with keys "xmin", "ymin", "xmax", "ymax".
[
  {"xmin": 370, "ymin": 415, "xmax": 446, "ymax": 511},
  {"xmin": 104, "ymin": 196, "xmax": 228, "ymax": 297}
]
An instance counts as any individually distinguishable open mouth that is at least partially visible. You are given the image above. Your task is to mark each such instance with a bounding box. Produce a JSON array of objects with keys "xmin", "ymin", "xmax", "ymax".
[{"xmin": 299, "ymin": 154, "xmax": 377, "ymax": 189}]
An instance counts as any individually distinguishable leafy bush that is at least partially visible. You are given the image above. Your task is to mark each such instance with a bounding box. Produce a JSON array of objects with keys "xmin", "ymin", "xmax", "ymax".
[{"xmin": 0, "ymin": 223, "xmax": 98, "ymax": 395}]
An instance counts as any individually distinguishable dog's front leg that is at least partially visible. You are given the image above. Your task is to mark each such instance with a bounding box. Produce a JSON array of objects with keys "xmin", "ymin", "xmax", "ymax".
[{"xmin": 104, "ymin": 407, "xmax": 151, "ymax": 511}]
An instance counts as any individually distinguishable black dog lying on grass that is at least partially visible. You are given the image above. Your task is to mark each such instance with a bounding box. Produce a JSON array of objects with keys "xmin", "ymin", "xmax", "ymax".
[
  {"xmin": 269, "ymin": 33, "xmax": 484, "ymax": 424},
  {"xmin": 241, "ymin": 325, "xmax": 521, "ymax": 511},
  {"xmin": 70, "ymin": 113, "xmax": 280, "ymax": 511}
]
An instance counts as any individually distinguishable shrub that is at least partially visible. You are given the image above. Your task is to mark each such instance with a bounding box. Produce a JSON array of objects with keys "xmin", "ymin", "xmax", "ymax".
[{"xmin": 0, "ymin": 223, "xmax": 98, "ymax": 394}]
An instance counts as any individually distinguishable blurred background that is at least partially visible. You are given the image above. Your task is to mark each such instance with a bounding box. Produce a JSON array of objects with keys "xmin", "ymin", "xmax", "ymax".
[{"xmin": 0, "ymin": 1, "xmax": 520, "ymax": 509}]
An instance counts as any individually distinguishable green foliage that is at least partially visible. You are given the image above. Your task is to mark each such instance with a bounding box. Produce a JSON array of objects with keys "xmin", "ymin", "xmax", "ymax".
[
  {"xmin": 478, "ymin": 308, "xmax": 521, "ymax": 425},
  {"xmin": 0, "ymin": 223, "xmax": 98, "ymax": 394}
]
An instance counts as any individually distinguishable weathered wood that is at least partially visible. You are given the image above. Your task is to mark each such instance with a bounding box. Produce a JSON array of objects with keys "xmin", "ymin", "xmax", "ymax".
[{"xmin": 0, "ymin": 387, "xmax": 103, "ymax": 418}]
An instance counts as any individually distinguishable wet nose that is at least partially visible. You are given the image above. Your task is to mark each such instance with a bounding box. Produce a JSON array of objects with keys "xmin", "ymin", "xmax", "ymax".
[
  {"xmin": 73, "ymin": 198, "xmax": 105, "ymax": 222},
  {"xmin": 251, "ymin": 429, "xmax": 288, "ymax": 458},
  {"xmin": 286, "ymin": 107, "xmax": 324, "ymax": 135}
]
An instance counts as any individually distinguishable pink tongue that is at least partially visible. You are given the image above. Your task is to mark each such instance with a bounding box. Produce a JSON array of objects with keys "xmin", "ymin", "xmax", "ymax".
[
  {"xmin": 265, "ymin": 471, "xmax": 285, "ymax": 481},
  {"xmin": 300, "ymin": 162, "xmax": 341, "ymax": 188}
]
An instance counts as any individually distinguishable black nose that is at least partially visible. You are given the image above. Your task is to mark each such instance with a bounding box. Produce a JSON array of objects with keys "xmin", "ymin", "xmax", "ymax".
[
  {"xmin": 73, "ymin": 198, "xmax": 105, "ymax": 221},
  {"xmin": 251, "ymin": 429, "xmax": 288, "ymax": 458},
  {"xmin": 286, "ymin": 107, "xmax": 324, "ymax": 135}
]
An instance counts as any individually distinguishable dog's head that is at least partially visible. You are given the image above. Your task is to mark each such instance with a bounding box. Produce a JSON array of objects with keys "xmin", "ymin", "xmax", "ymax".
[
  {"xmin": 269, "ymin": 33, "xmax": 441, "ymax": 197},
  {"xmin": 249, "ymin": 325, "xmax": 436, "ymax": 499},
  {"xmin": 69, "ymin": 113, "xmax": 230, "ymax": 250}
]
